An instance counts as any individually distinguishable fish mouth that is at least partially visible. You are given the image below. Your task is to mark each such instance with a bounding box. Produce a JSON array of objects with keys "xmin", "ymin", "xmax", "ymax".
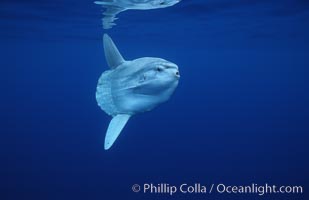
[
  {"xmin": 161, "ymin": 62, "xmax": 180, "ymax": 79},
  {"xmin": 175, "ymin": 71, "xmax": 180, "ymax": 78}
]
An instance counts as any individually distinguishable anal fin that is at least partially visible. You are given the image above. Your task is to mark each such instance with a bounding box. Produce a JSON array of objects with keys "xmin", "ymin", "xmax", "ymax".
[{"xmin": 104, "ymin": 114, "xmax": 131, "ymax": 150}]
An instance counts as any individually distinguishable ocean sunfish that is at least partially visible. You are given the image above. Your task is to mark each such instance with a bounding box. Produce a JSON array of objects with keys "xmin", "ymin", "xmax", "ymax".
[
  {"xmin": 94, "ymin": 0, "xmax": 181, "ymax": 29},
  {"xmin": 96, "ymin": 34, "xmax": 180, "ymax": 150}
]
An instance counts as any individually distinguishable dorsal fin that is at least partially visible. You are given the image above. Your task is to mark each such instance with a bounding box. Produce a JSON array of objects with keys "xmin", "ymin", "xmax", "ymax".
[{"xmin": 103, "ymin": 34, "xmax": 125, "ymax": 69}]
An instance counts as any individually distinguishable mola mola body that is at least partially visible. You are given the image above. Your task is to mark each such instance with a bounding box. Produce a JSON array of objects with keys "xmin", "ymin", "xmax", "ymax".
[
  {"xmin": 96, "ymin": 34, "xmax": 180, "ymax": 150},
  {"xmin": 94, "ymin": 0, "xmax": 181, "ymax": 29}
]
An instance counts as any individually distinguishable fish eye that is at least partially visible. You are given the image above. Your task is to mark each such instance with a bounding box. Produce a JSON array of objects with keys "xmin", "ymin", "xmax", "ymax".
[
  {"xmin": 158, "ymin": 0, "xmax": 165, "ymax": 5},
  {"xmin": 156, "ymin": 66, "xmax": 163, "ymax": 72}
]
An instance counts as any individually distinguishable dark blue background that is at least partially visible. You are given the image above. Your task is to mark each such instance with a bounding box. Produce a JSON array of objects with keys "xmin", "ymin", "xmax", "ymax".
[{"xmin": 0, "ymin": 0, "xmax": 308, "ymax": 199}]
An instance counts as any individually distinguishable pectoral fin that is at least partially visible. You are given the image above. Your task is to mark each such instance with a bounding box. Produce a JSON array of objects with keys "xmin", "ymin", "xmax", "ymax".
[{"xmin": 104, "ymin": 114, "xmax": 131, "ymax": 150}]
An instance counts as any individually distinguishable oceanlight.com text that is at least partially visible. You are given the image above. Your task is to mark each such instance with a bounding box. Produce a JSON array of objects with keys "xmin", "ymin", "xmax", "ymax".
[{"xmin": 131, "ymin": 183, "xmax": 304, "ymax": 196}]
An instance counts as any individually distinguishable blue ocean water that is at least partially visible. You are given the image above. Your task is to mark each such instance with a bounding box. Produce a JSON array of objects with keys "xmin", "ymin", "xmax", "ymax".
[{"xmin": 0, "ymin": 0, "xmax": 308, "ymax": 199}]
